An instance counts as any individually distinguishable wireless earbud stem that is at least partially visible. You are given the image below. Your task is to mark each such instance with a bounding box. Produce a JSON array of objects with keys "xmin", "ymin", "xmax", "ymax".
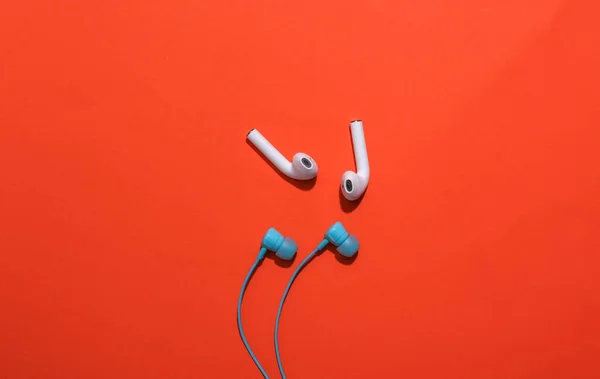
[
  {"xmin": 247, "ymin": 129, "xmax": 318, "ymax": 180},
  {"xmin": 247, "ymin": 129, "xmax": 293, "ymax": 176},
  {"xmin": 341, "ymin": 120, "xmax": 370, "ymax": 201},
  {"xmin": 350, "ymin": 120, "xmax": 370, "ymax": 182}
]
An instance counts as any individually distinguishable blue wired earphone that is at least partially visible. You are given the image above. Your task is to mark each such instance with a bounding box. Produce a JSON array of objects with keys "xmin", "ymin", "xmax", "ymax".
[
  {"xmin": 237, "ymin": 228, "xmax": 298, "ymax": 378},
  {"xmin": 237, "ymin": 222, "xmax": 359, "ymax": 378}
]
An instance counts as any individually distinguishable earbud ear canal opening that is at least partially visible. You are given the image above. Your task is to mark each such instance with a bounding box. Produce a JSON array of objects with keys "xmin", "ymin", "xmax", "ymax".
[
  {"xmin": 275, "ymin": 237, "xmax": 298, "ymax": 261},
  {"xmin": 336, "ymin": 235, "xmax": 359, "ymax": 258},
  {"xmin": 344, "ymin": 179, "xmax": 354, "ymax": 193}
]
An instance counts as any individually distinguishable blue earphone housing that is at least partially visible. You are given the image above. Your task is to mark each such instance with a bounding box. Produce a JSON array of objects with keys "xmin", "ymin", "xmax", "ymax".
[{"xmin": 324, "ymin": 222, "xmax": 360, "ymax": 257}]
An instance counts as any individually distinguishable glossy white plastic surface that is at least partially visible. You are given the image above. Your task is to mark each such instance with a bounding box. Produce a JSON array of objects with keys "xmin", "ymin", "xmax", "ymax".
[
  {"xmin": 341, "ymin": 120, "xmax": 370, "ymax": 200},
  {"xmin": 247, "ymin": 129, "xmax": 318, "ymax": 180}
]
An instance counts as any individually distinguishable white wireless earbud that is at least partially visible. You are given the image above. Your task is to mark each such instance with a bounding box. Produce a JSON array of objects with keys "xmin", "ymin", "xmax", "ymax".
[
  {"xmin": 341, "ymin": 120, "xmax": 370, "ymax": 201},
  {"xmin": 247, "ymin": 129, "xmax": 318, "ymax": 180}
]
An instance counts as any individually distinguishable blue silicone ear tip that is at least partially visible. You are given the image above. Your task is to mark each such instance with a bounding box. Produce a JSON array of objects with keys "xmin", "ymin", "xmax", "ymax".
[
  {"xmin": 336, "ymin": 235, "xmax": 359, "ymax": 257},
  {"xmin": 276, "ymin": 237, "xmax": 297, "ymax": 260}
]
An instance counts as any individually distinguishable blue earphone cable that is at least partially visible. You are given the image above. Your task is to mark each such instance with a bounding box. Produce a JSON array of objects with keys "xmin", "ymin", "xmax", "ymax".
[
  {"xmin": 274, "ymin": 240, "xmax": 329, "ymax": 379},
  {"xmin": 237, "ymin": 251, "xmax": 271, "ymax": 379}
]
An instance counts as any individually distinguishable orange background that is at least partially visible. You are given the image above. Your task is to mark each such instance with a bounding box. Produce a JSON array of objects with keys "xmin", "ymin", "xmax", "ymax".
[{"xmin": 1, "ymin": 0, "xmax": 600, "ymax": 378}]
